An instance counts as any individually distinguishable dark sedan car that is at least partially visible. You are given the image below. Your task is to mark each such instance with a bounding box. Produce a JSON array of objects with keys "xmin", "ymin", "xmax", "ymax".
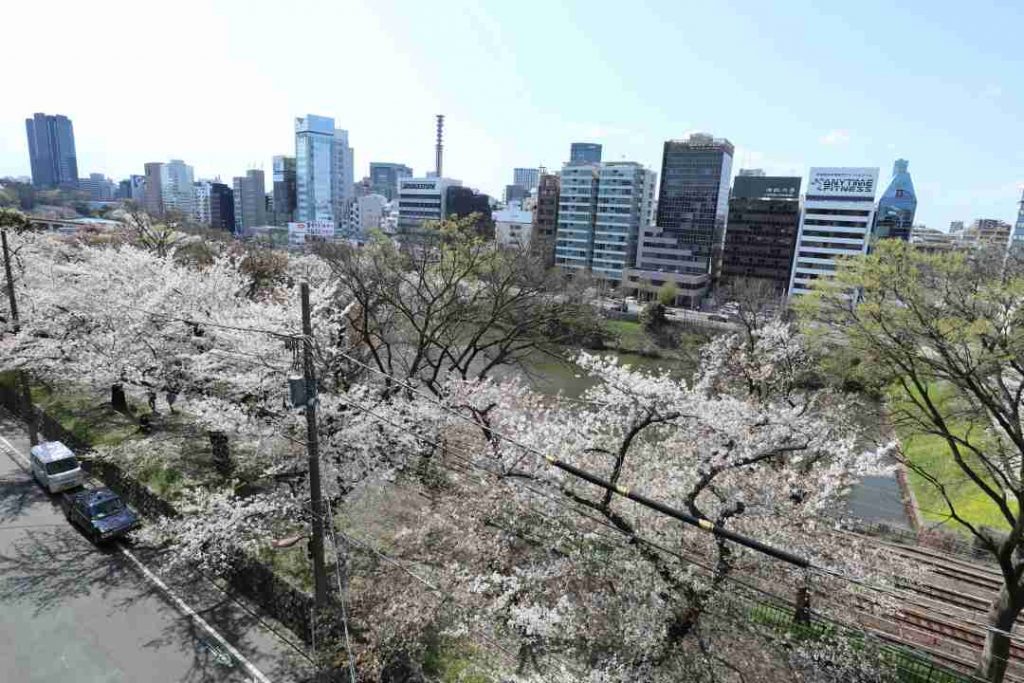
[{"xmin": 61, "ymin": 487, "xmax": 140, "ymax": 543}]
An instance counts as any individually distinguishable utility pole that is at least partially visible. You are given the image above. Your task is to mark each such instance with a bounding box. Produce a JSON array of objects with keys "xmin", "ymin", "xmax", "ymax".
[
  {"xmin": 301, "ymin": 281, "xmax": 330, "ymax": 608},
  {"xmin": 1, "ymin": 229, "xmax": 17, "ymax": 332}
]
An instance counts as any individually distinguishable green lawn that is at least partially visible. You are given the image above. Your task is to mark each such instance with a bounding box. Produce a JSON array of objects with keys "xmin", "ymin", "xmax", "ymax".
[
  {"xmin": 604, "ymin": 319, "xmax": 648, "ymax": 350},
  {"xmin": 891, "ymin": 383, "xmax": 1015, "ymax": 534}
]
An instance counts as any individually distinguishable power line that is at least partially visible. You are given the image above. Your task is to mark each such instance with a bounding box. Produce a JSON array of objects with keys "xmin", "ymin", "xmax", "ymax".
[
  {"xmin": 331, "ymin": 387, "xmax": 1024, "ymax": 659},
  {"xmin": 332, "ymin": 348, "xmax": 812, "ymax": 567}
]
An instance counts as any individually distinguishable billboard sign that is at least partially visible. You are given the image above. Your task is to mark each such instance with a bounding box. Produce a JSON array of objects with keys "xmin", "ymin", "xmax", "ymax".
[
  {"xmin": 288, "ymin": 221, "xmax": 307, "ymax": 247},
  {"xmin": 307, "ymin": 219, "xmax": 335, "ymax": 238},
  {"xmin": 807, "ymin": 167, "xmax": 878, "ymax": 197}
]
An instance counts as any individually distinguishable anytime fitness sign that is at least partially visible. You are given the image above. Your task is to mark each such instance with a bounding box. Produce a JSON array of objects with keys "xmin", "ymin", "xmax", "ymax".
[{"xmin": 807, "ymin": 167, "xmax": 879, "ymax": 197}]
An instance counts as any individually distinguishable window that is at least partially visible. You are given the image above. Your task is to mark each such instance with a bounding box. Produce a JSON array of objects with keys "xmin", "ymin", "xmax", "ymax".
[{"xmin": 45, "ymin": 457, "xmax": 79, "ymax": 475}]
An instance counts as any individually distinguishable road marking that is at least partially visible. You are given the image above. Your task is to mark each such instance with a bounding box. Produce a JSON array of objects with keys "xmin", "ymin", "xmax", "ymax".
[
  {"xmin": 118, "ymin": 543, "xmax": 271, "ymax": 683},
  {"xmin": 0, "ymin": 418, "xmax": 270, "ymax": 683}
]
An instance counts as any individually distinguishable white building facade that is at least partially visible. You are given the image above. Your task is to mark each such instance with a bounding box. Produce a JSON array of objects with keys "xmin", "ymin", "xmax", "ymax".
[
  {"xmin": 555, "ymin": 161, "xmax": 656, "ymax": 284},
  {"xmin": 554, "ymin": 163, "xmax": 600, "ymax": 274},
  {"xmin": 192, "ymin": 180, "xmax": 212, "ymax": 225},
  {"xmin": 349, "ymin": 193, "xmax": 388, "ymax": 240},
  {"xmin": 397, "ymin": 176, "xmax": 460, "ymax": 234},
  {"xmin": 161, "ymin": 159, "xmax": 195, "ymax": 216},
  {"xmin": 494, "ymin": 207, "xmax": 534, "ymax": 248},
  {"xmin": 592, "ymin": 162, "xmax": 656, "ymax": 283},
  {"xmin": 788, "ymin": 167, "xmax": 879, "ymax": 296}
]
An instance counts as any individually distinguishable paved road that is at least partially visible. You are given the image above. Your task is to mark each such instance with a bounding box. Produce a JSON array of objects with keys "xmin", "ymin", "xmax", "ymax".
[{"xmin": 0, "ymin": 410, "xmax": 314, "ymax": 683}]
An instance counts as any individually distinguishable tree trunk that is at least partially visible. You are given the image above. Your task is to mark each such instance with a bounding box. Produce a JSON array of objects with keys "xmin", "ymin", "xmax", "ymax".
[
  {"xmin": 977, "ymin": 586, "xmax": 1023, "ymax": 682},
  {"xmin": 111, "ymin": 383, "xmax": 128, "ymax": 413},
  {"xmin": 209, "ymin": 431, "xmax": 232, "ymax": 477}
]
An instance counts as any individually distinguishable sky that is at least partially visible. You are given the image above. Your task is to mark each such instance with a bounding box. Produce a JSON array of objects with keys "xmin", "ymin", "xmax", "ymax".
[{"xmin": 2, "ymin": 0, "xmax": 1023, "ymax": 230}]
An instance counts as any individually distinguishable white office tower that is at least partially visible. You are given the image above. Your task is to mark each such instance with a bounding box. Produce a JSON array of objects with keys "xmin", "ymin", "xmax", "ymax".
[
  {"xmin": 192, "ymin": 180, "xmax": 212, "ymax": 225},
  {"xmin": 788, "ymin": 167, "xmax": 879, "ymax": 296},
  {"xmin": 397, "ymin": 176, "xmax": 460, "ymax": 234},
  {"xmin": 161, "ymin": 159, "xmax": 195, "ymax": 216}
]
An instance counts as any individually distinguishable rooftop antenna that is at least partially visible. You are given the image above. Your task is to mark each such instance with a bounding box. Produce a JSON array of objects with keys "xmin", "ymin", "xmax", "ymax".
[{"xmin": 435, "ymin": 114, "xmax": 445, "ymax": 177}]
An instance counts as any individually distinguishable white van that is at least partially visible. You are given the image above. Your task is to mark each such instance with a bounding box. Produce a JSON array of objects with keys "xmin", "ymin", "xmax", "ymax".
[{"xmin": 30, "ymin": 441, "xmax": 84, "ymax": 493}]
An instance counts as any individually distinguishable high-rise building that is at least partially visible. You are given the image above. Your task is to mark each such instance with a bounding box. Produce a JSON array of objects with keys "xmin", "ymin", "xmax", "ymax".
[
  {"xmin": 591, "ymin": 163, "xmax": 656, "ymax": 284},
  {"xmin": 142, "ymin": 161, "xmax": 196, "ymax": 217},
  {"xmin": 193, "ymin": 181, "xmax": 212, "ymax": 224},
  {"xmin": 233, "ymin": 169, "xmax": 267, "ymax": 232},
  {"xmin": 397, "ymin": 176, "xmax": 461, "ymax": 235},
  {"xmin": 554, "ymin": 163, "xmax": 600, "ymax": 275},
  {"xmin": 554, "ymin": 161, "xmax": 655, "ymax": 285},
  {"xmin": 720, "ymin": 174, "xmax": 802, "ymax": 293},
  {"xmin": 143, "ymin": 162, "xmax": 165, "ymax": 215},
  {"xmin": 209, "ymin": 182, "xmax": 235, "ymax": 232},
  {"xmin": 624, "ymin": 134, "xmax": 734, "ymax": 307},
  {"xmin": 789, "ymin": 167, "xmax": 879, "ymax": 296},
  {"xmin": 653, "ymin": 133, "xmax": 734, "ymax": 269},
  {"xmin": 78, "ymin": 173, "xmax": 115, "ymax": 201},
  {"xmin": 162, "ymin": 160, "xmax": 195, "ymax": 216},
  {"xmin": 295, "ymin": 115, "xmax": 334, "ymax": 222},
  {"xmin": 333, "ymin": 127, "xmax": 355, "ymax": 226},
  {"xmin": 569, "ymin": 142, "xmax": 602, "ymax": 165},
  {"xmin": 272, "ymin": 156, "xmax": 297, "ymax": 226},
  {"xmin": 446, "ymin": 186, "xmax": 493, "ymax": 238},
  {"xmin": 25, "ymin": 113, "xmax": 78, "ymax": 188},
  {"xmin": 533, "ymin": 172, "xmax": 560, "ymax": 265},
  {"xmin": 369, "ymin": 162, "xmax": 413, "ymax": 201},
  {"xmin": 1013, "ymin": 189, "xmax": 1024, "ymax": 248},
  {"xmin": 874, "ymin": 159, "xmax": 918, "ymax": 241},
  {"xmin": 512, "ymin": 167, "xmax": 540, "ymax": 193}
]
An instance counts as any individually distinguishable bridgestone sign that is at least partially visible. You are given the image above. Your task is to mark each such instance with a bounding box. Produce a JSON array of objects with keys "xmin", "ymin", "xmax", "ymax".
[{"xmin": 807, "ymin": 167, "xmax": 879, "ymax": 197}]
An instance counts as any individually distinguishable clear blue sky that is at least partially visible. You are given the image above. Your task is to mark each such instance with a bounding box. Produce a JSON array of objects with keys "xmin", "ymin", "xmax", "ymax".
[{"xmin": 2, "ymin": 0, "xmax": 1022, "ymax": 229}]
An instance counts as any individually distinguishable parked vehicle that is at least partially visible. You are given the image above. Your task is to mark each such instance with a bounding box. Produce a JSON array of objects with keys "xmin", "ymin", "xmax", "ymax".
[
  {"xmin": 60, "ymin": 487, "xmax": 139, "ymax": 543},
  {"xmin": 29, "ymin": 441, "xmax": 84, "ymax": 493}
]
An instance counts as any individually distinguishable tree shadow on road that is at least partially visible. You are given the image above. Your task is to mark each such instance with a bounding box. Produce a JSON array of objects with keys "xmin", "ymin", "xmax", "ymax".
[
  {"xmin": 0, "ymin": 524, "xmax": 157, "ymax": 616},
  {"xmin": 0, "ymin": 473, "xmax": 45, "ymax": 524},
  {"xmin": 137, "ymin": 578, "xmax": 318, "ymax": 683}
]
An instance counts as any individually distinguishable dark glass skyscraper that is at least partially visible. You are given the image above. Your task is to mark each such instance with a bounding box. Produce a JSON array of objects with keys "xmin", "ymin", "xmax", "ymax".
[
  {"xmin": 272, "ymin": 155, "xmax": 297, "ymax": 225},
  {"xmin": 209, "ymin": 182, "xmax": 235, "ymax": 232},
  {"xmin": 625, "ymin": 134, "xmax": 733, "ymax": 308},
  {"xmin": 873, "ymin": 159, "xmax": 917, "ymax": 241},
  {"xmin": 721, "ymin": 175, "xmax": 802, "ymax": 293},
  {"xmin": 569, "ymin": 142, "xmax": 602, "ymax": 164},
  {"xmin": 25, "ymin": 113, "xmax": 78, "ymax": 188},
  {"xmin": 654, "ymin": 134, "xmax": 734, "ymax": 259}
]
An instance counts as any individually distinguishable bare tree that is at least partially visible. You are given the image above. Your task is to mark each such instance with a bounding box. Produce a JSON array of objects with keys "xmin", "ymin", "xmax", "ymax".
[
  {"xmin": 317, "ymin": 217, "xmax": 606, "ymax": 398},
  {"xmin": 120, "ymin": 203, "xmax": 187, "ymax": 258}
]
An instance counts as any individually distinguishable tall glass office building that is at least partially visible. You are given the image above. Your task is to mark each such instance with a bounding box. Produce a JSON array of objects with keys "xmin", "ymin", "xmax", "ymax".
[
  {"xmin": 295, "ymin": 114, "xmax": 337, "ymax": 223},
  {"xmin": 873, "ymin": 159, "xmax": 917, "ymax": 241},
  {"xmin": 25, "ymin": 113, "xmax": 78, "ymax": 188}
]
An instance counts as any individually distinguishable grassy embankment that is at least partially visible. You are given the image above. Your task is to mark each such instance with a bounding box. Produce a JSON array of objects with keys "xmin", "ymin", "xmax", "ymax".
[{"xmin": 890, "ymin": 382, "xmax": 1015, "ymax": 534}]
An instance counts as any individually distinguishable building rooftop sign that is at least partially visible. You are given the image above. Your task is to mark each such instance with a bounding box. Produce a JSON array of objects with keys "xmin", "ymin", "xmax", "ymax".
[{"xmin": 807, "ymin": 167, "xmax": 879, "ymax": 198}]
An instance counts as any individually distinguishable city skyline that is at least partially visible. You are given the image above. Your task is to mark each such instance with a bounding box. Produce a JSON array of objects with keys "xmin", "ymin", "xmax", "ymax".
[{"xmin": 2, "ymin": 1, "xmax": 1022, "ymax": 230}]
